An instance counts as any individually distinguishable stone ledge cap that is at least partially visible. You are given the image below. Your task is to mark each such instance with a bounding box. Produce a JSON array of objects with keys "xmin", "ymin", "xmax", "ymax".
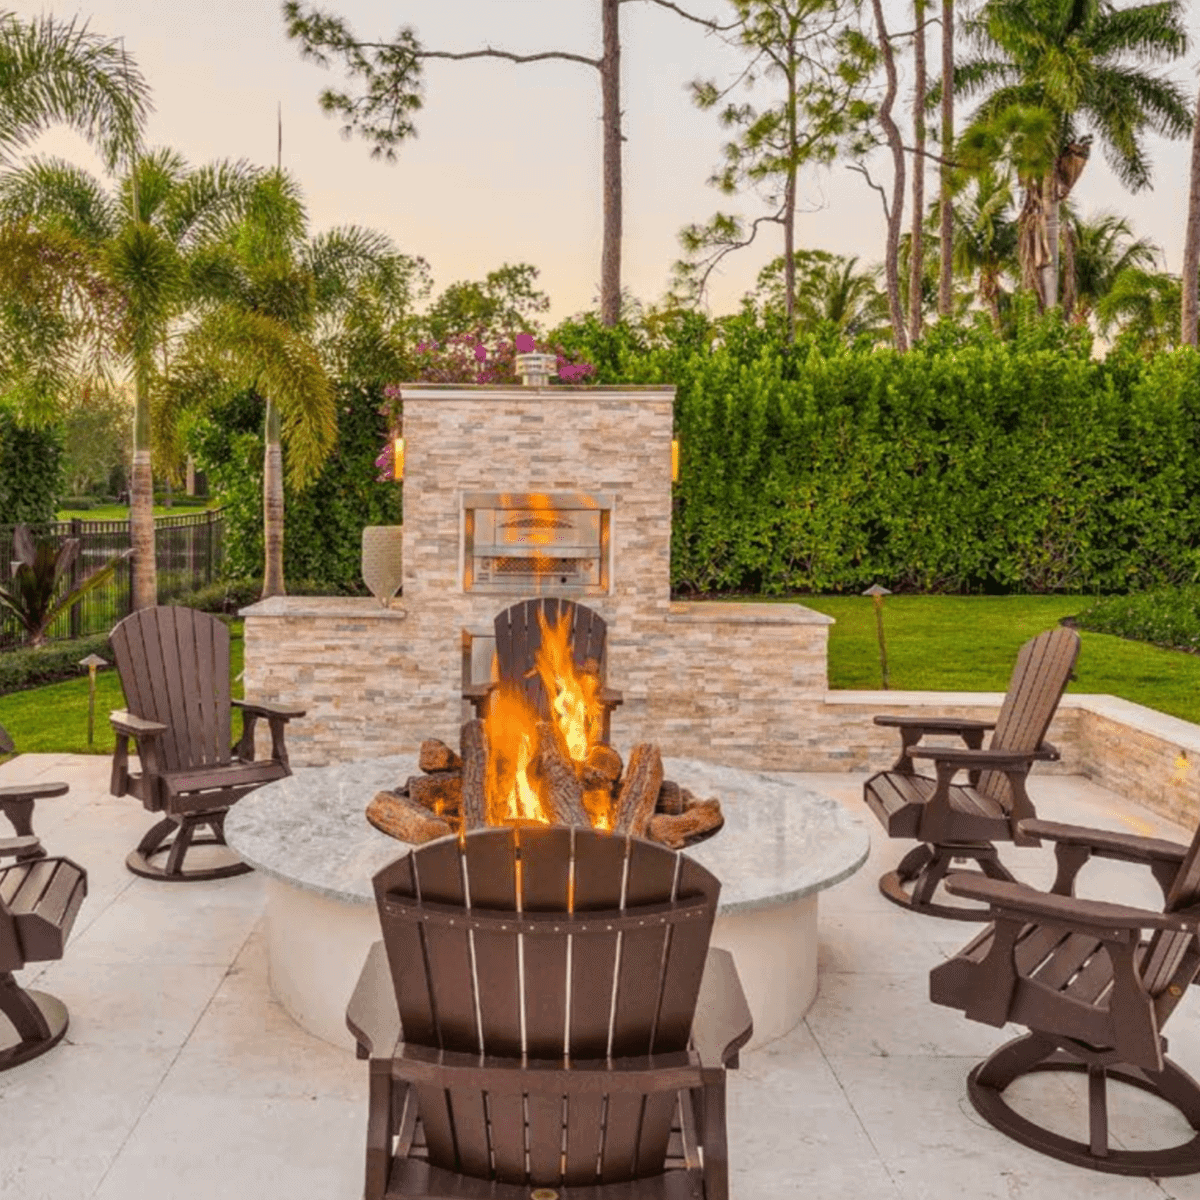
[
  {"xmin": 667, "ymin": 601, "xmax": 834, "ymax": 626},
  {"xmin": 240, "ymin": 596, "xmax": 408, "ymax": 620}
]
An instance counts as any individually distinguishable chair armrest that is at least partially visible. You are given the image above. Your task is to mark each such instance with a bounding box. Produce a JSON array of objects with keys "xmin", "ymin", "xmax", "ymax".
[
  {"xmin": 110, "ymin": 710, "xmax": 168, "ymax": 739},
  {"xmin": 907, "ymin": 746, "xmax": 1036, "ymax": 769},
  {"xmin": 874, "ymin": 715, "xmax": 996, "ymax": 733},
  {"xmin": 0, "ymin": 835, "xmax": 42, "ymax": 858},
  {"xmin": 233, "ymin": 698, "xmax": 306, "ymax": 720},
  {"xmin": 1018, "ymin": 819, "xmax": 1187, "ymax": 866},
  {"xmin": 0, "ymin": 782, "xmax": 68, "ymax": 802},
  {"xmin": 691, "ymin": 947, "xmax": 753, "ymax": 1070},
  {"xmin": 346, "ymin": 941, "xmax": 401, "ymax": 1060},
  {"xmin": 944, "ymin": 873, "xmax": 1196, "ymax": 935}
]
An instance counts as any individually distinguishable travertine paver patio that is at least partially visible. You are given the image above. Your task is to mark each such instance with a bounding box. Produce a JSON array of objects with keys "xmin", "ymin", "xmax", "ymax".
[{"xmin": 4, "ymin": 751, "xmax": 1200, "ymax": 1199}]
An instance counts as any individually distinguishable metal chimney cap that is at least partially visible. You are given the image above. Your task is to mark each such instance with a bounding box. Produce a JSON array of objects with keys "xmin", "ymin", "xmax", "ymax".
[{"xmin": 514, "ymin": 352, "xmax": 558, "ymax": 386}]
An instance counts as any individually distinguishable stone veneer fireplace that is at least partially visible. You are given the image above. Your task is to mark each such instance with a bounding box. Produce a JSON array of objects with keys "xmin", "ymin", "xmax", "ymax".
[{"xmin": 241, "ymin": 383, "xmax": 833, "ymax": 768}]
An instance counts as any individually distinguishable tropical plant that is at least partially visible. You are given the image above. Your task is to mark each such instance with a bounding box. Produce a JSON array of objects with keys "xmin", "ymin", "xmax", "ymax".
[
  {"xmin": 0, "ymin": 11, "xmax": 149, "ymax": 170},
  {"xmin": 0, "ymin": 150, "xmax": 267, "ymax": 609},
  {"xmin": 1061, "ymin": 208, "xmax": 1158, "ymax": 327},
  {"xmin": 0, "ymin": 524, "xmax": 131, "ymax": 646},
  {"xmin": 1097, "ymin": 266, "xmax": 1181, "ymax": 354},
  {"xmin": 420, "ymin": 264, "xmax": 549, "ymax": 346},
  {"xmin": 1182, "ymin": 82, "xmax": 1200, "ymax": 345},
  {"xmin": 752, "ymin": 249, "xmax": 889, "ymax": 339},
  {"xmin": 174, "ymin": 169, "xmax": 423, "ymax": 596},
  {"xmin": 956, "ymin": 0, "xmax": 1190, "ymax": 309}
]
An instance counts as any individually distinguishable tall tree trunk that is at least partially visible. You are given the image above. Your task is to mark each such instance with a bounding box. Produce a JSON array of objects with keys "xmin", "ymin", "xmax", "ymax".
[
  {"xmin": 784, "ymin": 56, "xmax": 799, "ymax": 344},
  {"xmin": 1043, "ymin": 178, "xmax": 1060, "ymax": 310},
  {"xmin": 938, "ymin": 0, "xmax": 954, "ymax": 317},
  {"xmin": 599, "ymin": 0, "xmax": 623, "ymax": 327},
  {"xmin": 1060, "ymin": 217, "xmax": 1077, "ymax": 322},
  {"xmin": 908, "ymin": 0, "xmax": 928, "ymax": 344},
  {"xmin": 870, "ymin": 0, "xmax": 908, "ymax": 352},
  {"xmin": 980, "ymin": 271, "xmax": 1002, "ymax": 331},
  {"xmin": 129, "ymin": 363, "xmax": 157, "ymax": 611},
  {"xmin": 262, "ymin": 398, "xmax": 286, "ymax": 598},
  {"xmin": 1181, "ymin": 85, "xmax": 1200, "ymax": 346}
]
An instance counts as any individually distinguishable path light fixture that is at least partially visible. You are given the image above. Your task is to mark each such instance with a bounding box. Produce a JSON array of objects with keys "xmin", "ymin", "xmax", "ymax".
[
  {"xmin": 862, "ymin": 584, "xmax": 892, "ymax": 690},
  {"xmin": 77, "ymin": 653, "xmax": 108, "ymax": 746}
]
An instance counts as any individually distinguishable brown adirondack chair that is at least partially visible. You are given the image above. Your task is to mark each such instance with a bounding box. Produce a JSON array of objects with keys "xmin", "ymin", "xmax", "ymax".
[
  {"xmin": 0, "ymin": 721, "xmax": 69, "ymax": 863},
  {"xmin": 463, "ymin": 598, "xmax": 623, "ymax": 742},
  {"xmin": 863, "ymin": 626, "xmax": 1079, "ymax": 919},
  {"xmin": 0, "ymin": 797, "xmax": 87, "ymax": 1070},
  {"xmin": 345, "ymin": 825, "xmax": 752, "ymax": 1200},
  {"xmin": 930, "ymin": 811, "xmax": 1200, "ymax": 1175},
  {"xmin": 109, "ymin": 605, "xmax": 305, "ymax": 881}
]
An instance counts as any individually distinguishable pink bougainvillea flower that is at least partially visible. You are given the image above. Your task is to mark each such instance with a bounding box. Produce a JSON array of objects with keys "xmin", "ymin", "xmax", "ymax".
[
  {"xmin": 474, "ymin": 344, "xmax": 487, "ymax": 362},
  {"xmin": 514, "ymin": 332, "xmax": 536, "ymax": 353}
]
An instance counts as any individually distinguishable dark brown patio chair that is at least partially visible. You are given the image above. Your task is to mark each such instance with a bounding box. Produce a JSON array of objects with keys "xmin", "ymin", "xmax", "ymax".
[
  {"xmin": 0, "ymin": 802, "xmax": 87, "ymax": 1070},
  {"xmin": 346, "ymin": 825, "xmax": 752, "ymax": 1200},
  {"xmin": 0, "ymin": 721, "xmax": 69, "ymax": 862},
  {"xmin": 863, "ymin": 626, "xmax": 1079, "ymax": 919},
  {"xmin": 929, "ymin": 811, "xmax": 1200, "ymax": 1176},
  {"xmin": 463, "ymin": 597, "xmax": 623, "ymax": 742},
  {"xmin": 109, "ymin": 605, "xmax": 305, "ymax": 882}
]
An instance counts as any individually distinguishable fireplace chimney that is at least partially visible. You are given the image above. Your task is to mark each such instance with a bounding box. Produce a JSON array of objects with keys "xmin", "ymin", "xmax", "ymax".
[{"xmin": 514, "ymin": 352, "xmax": 558, "ymax": 387}]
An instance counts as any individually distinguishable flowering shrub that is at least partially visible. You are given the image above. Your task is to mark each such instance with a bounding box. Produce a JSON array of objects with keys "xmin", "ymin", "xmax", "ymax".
[
  {"xmin": 1074, "ymin": 588, "xmax": 1200, "ymax": 655},
  {"xmin": 375, "ymin": 331, "xmax": 595, "ymax": 479}
]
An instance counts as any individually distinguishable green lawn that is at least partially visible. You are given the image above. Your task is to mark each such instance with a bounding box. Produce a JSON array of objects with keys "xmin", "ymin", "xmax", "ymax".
[
  {"xmin": 0, "ymin": 622, "xmax": 245, "ymax": 755},
  {"xmin": 788, "ymin": 594, "xmax": 1200, "ymax": 724},
  {"xmin": 56, "ymin": 502, "xmax": 218, "ymax": 521}
]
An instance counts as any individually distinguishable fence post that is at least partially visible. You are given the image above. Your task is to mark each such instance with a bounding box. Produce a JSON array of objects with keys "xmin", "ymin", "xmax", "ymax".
[{"xmin": 69, "ymin": 518, "xmax": 82, "ymax": 639}]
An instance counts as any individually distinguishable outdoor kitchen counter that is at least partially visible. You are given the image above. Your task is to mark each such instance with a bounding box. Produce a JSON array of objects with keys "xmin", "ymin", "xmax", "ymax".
[{"xmin": 226, "ymin": 755, "xmax": 869, "ymax": 1053}]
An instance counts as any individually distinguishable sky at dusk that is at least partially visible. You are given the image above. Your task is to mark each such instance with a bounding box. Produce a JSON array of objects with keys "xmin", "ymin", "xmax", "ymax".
[{"xmin": 18, "ymin": 0, "xmax": 1200, "ymax": 325}]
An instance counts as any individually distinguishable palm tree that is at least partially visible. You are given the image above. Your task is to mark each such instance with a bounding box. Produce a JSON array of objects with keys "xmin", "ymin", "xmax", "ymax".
[
  {"xmin": 0, "ymin": 11, "xmax": 150, "ymax": 170},
  {"xmin": 177, "ymin": 170, "xmax": 418, "ymax": 596},
  {"xmin": 1060, "ymin": 209, "xmax": 1158, "ymax": 326},
  {"xmin": 756, "ymin": 249, "xmax": 889, "ymax": 338},
  {"xmin": 0, "ymin": 151, "xmax": 265, "ymax": 608},
  {"xmin": 1182, "ymin": 82, "xmax": 1200, "ymax": 346},
  {"xmin": 956, "ymin": 0, "xmax": 1190, "ymax": 310},
  {"xmin": 1097, "ymin": 265, "xmax": 1181, "ymax": 353}
]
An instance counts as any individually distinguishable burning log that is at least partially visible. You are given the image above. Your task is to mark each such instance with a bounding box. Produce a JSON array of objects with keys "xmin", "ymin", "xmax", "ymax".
[
  {"xmin": 460, "ymin": 719, "xmax": 489, "ymax": 831},
  {"xmin": 407, "ymin": 773, "xmax": 463, "ymax": 816},
  {"xmin": 647, "ymin": 799, "xmax": 723, "ymax": 849},
  {"xmin": 536, "ymin": 723, "xmax": 591, "ymax": 828},
  {"xmin": 419, "ymin": 739, "xmax": 461, "ymax": 773},
  {"xmin": 367, "ymin": 790, "xmax": 454, "ymax": 844},
  {"xmin": 657, "ymin": 780, "xmax": 684, "ymax": 816},
  {"xmin": 586, "ymin": 744, "xmax": 623, "ymax": 783},
  {"xmin": 613, "ymin": 743, "xmax": 664, "ymax": 838}
]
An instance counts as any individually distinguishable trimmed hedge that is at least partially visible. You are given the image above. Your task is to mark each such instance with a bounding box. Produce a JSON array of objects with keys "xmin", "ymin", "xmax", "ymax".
[
  {"xmin": 0, "ymin": 410, "xmax": 62, "ymax": 526},
  {"xmin": 550, "ymin": 310, "xmax": 1200, "ymax": 595},
  {"xmin": 0, "ymin": 632, "xmax": 113, "ymax": 695}
]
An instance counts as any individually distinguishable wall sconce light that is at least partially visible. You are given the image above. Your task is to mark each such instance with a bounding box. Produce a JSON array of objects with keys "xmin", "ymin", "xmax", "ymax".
[
  {"xmin": 394, "ymin": 435, "xmax": 405, "ymax": 481},
  {"xmin": 671, "ymin": 438, "xmax": 680, "ymax": 483}
]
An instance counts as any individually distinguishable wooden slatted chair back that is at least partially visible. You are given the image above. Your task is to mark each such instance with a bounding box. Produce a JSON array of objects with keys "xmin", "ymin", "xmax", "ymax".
[
  {"xmin": 373, "ymin": 825, "xmax": 720, "ymax": 1187},
  {"xmin": 493, "ymin": 598, "xmax": 607, "ymax": 725},
  {"xmin": 110, "ymin": 606, "xmax": 233, "ymax": 777},
  {"xmin": 1137, "ymin": 821, "xmax": 1200, "ymax": 999},
  {"xmin": 977, "ymin": 627, "xmax": 1080, "ymax": 809}
]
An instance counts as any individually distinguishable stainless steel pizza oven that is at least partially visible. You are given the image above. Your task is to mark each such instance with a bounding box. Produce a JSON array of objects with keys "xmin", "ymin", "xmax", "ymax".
[{"xmin": 462, "ymin": 491, "xmax": 612, "ymax": 595}]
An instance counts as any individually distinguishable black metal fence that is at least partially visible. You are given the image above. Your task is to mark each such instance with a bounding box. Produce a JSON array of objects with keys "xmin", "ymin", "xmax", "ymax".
[{"xmin": 0, "ymin": 509, "xmax": 224, "ymax": 649}]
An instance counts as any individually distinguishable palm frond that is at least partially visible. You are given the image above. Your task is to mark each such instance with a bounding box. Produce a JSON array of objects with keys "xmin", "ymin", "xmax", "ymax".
[{"xmin": 0, "ymin": 155, "xmax": 120, "ymax": 242}]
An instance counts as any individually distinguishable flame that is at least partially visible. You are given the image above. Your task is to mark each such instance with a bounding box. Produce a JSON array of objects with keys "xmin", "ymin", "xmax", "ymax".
[{"xmin": 482, "ymin": 606, "xmax": 610, "ymax": 829}]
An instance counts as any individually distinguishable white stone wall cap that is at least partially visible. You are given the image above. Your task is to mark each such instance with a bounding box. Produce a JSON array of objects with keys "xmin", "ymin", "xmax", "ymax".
[
  {"xmin": 224, "ymin": 754, "xmax": 870, "ymax": 916},
  {"xmin": 240, "ymin": 596, "xmax": 409, "ymax": 620},
  {"xmin": 667, "ymin": 601, "xmax": 834, "ymax": 626},
  {"xmin": 398, "ymin": 384, "xmax": 675, "ymax": 401}
]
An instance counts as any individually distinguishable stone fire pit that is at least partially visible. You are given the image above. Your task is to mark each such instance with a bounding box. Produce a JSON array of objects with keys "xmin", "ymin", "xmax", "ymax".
[{"xmin": 225, "ymin": 755, "xmax": 868, "ymax": 1054}]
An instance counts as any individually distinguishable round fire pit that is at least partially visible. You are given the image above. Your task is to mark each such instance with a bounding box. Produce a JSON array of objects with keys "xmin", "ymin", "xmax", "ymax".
[{"xmin": 225, "ymin": 755, "xmax": 868, "ymax": 1053}]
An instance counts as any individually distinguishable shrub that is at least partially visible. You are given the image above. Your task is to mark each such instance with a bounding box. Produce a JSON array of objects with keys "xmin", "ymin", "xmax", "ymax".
[
  {"xmin": 0, "ymin": 632, "xmax": 113, "ymax": 695},
  {"xmin": 1074, "ymin": 588, "xmax": 1200, "ymax": 654},
  {"xmin": 188, "ymin": 383, "xmax": 401, "ymax": 590}
]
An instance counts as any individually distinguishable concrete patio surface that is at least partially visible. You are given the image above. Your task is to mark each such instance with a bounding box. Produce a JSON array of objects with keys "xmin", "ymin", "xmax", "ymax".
[{"xmin": 3, "ymin": 751, "xmax": 1200, "ymax": 1199}]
